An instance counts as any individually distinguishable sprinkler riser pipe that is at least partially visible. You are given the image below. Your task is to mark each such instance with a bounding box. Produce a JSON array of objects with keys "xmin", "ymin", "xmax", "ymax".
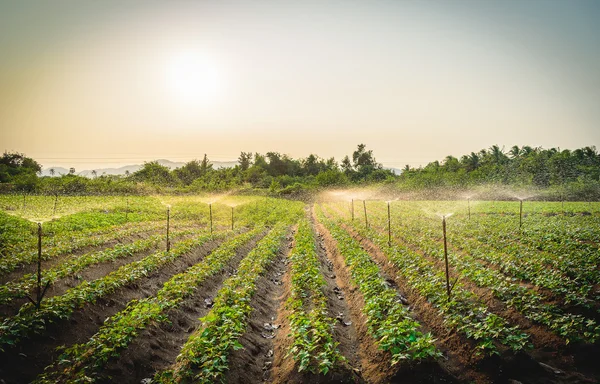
[
  {"xmin": 231, "ymin": 207, "xmax": 234, "ymax": 230},
  {"xmin": 519, "ymin": 200, "xmax": 523, "ymax": 230},
  {"xmin": 387, "ymin": 202, "xmax": 391, "ymax": 246},
  {"xmin": 37, "ymin": 223, "xmax": 42, "ymax": 301},
  {"xmin": 351, "ymin": 199, "xmax": 354, "ymax": 221},
  {"xmin": 209, "ymin": 204, "xmax": 213, "ymax": 235},
  {"xmin": 166, "ymin": 208, "xmax": 170, "ymax": 252},
  {"xmin": 443, "ymin": 217, "xmax": 451, "ymax": 301}
]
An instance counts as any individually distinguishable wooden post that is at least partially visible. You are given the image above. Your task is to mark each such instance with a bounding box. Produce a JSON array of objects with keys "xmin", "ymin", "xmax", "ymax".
[
  {"xmin": 443, "ymin": 216, "xmax": 451, "ymax": 302},
  {"xmin": 363, "ymin": 200, "xmax": 368, "ymax": 229}
]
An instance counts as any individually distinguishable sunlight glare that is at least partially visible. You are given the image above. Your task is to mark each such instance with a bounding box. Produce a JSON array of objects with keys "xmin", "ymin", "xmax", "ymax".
[{"xmin": 166, "ymin": 51, "xmax": 222, "ymax": 106}]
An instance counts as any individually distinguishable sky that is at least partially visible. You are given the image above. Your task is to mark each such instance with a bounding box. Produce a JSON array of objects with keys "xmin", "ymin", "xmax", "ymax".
[{"xmin": 1, "ymin": 0, "xmax": 599, "ymax": 171}]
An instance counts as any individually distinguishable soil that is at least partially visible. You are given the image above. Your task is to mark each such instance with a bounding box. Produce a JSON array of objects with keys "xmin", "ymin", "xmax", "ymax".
[
  {"xmin": 0, "ymin": 228, "xmax": 198, "ymax": 318},
  {"xmin": 96, "ymin": 231, "xmax": 266, "ymax": 383},
  {"xmin": 333, "ymin": 210, "xmax": 600, "ymax": 384},
  {"xmin": 0, "ymin": 235, "xmax": 226, "ymax": 384},
  {"xmin": 224, "ymin": 230, "xmax": 291, "ymax": 383}
]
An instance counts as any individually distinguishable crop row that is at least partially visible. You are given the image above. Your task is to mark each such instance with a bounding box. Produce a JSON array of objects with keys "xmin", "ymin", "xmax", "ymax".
[
  {"xmin": 321, "ymin": 203, "xmax": 531, "ymax": 355},
  {"xmin": 0, "ymin": 219, "xmax": 168, "ymax": 276},
  {"xmin": 375, "ymin": 203, "xmax": 597, "ymax": 310},
  {"xmin": 0, "ymin": 227, "xmax": 201, "ymax": 305},
  {"xmin": 316, "ymin": 207, "xmax": 440, "ymax": 363},
  {"xmin": 285, "ymin": 218, "xmax": 344, "ymax": 374},
  {"xmin": 33, "ymin": 228, "xmax": 262, "ymax": 383},
  {"xmin": 357, "ymin": 203, "xmax": 600, "ymax": 344},
  {"xmin": 0, "ymin": 230, "xmax": 231, "ymax": 352},
  {"xmin": 154, "ymin": 223, "xmax": 289, "ymax": 383}
]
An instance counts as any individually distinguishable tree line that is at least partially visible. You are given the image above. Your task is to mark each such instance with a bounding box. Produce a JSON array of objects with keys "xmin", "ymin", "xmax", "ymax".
[
  {"xmin": 0, "ymin": 144, "xmax": 392, "ymax": 195},
  {"xmin": 1, "ymin": 144, "xmax": 599, "ymax": 199}
]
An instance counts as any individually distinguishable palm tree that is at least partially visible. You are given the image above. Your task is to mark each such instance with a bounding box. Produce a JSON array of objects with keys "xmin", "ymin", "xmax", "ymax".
[
  {"xmin": 489, "ymin": 145, "xmax": 507, "ymax": 165},
  {"xmin": 508, "ymin": 145, "xmax": 521, "ymax": 159}
]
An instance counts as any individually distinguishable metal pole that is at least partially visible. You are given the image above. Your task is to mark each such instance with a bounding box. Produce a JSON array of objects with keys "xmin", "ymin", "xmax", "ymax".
[
  {"xmin": 519, "ymin": 200, "xmax": 523, "ymax": 230},
  {"xmin": 363, "ymin": 200, "xmax": 368, "ymax": 229},
  {"xmin": 37, "ymin": 222, "xmax": 42, "ymax": 302},
  {"xmin": 443, "ymin": 217, "xmax": 451, "ymax": 301}
]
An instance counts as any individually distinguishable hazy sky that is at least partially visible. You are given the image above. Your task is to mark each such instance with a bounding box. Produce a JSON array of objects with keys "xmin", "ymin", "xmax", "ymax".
[{"xmin": 1, "ymin": 0, "xmax": 599, "ymax": 170}]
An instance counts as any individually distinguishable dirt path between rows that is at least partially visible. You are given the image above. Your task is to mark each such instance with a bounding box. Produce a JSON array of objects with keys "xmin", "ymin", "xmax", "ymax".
[
  {"xmin": 224, "ymin": 230, "xmax": 292, "ymax": 383},
  {"xmin": 312, "ymin": 207, "xmax": 397, "ymax": 383},
  {"xmin": 97, "ymin": 231, "xmax": 267, "ymax": 384},
  {"xmin": 0, "ymin": 235, "xmax": 225, "ymax": 384},
  {"xmin": 330, "ymin": 204, "xmax": 599, "ymax": 384}
]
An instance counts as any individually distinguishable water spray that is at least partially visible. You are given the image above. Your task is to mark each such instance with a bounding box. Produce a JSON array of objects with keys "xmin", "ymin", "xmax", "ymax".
[
  {"xmin": 363, "ymin": 200, "xmax": 368, "ymax": 229},
  {"xmin": 209, "ymin": 203, "xmax": 213, "ymax": 235},
  {"xmin": 166, "ymin": 206, "xmax": 171, "ymax": 252}
]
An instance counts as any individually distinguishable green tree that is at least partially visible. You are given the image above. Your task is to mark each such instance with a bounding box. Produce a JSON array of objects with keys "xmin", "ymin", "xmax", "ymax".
[{"xmin": 238, "ymin": 152, "xmax": 253, "ymax": 171}]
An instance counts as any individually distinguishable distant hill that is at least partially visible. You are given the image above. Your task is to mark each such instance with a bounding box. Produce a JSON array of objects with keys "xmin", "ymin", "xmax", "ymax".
[{"xmin": 41, "ymin": 159, "xmax": 238, "ymax": 177}]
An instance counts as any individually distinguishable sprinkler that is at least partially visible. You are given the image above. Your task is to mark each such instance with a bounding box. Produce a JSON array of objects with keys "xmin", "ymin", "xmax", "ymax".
[
  {"xmin": 22, "ymin": 193, "xmax": 26, "ymax": 212},
  {"xmin": 26, "ymin": 222, "xmax": 50, "ymax": 309},
  {"xmin": 166, "ymin": 206, "xmax": 171, "ymax": 252},
  {"xmin": 387, "ymin": 201, "xmax": 391, "ymax": 246},
  {"xmin": 442, "ymin": 216, "xmax": 451, "ymax": 302},
  {"xmin": 363, "ymin": 200, "xmax": 368, "ymax": 229},
  {"xmin": 209, "ymin": 203, "xmax": 213, "ymax": 235},
  {"xmin": 351, "ymin": 199, "xmax": 354, "ymax": 221},
  {"xmin": 231, "ymin": 206, "xmax": 234, "ymax": 230}
]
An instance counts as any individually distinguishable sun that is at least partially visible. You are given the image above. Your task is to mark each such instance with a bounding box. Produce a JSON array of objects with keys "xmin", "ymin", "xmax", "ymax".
[{"xmin": 165, "ymin": 51, "xmax": 222, "ymax": 106}]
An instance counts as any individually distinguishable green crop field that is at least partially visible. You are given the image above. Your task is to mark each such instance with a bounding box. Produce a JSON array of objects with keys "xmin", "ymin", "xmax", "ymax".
[{"xmin": 0, "ymin": 195, "xmax": 598, "ymax": 383}]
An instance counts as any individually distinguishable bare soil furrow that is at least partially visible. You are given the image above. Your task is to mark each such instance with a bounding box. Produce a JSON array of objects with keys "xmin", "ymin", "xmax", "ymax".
[
  {"xmin": 224, "ymin": 232, "xmax": 290, "ymax": 383},
  {"xmin": 96, "ymin": 233, "xmax": 265, "ymax": 384},
  {"xmin": 0, "ymin": 237, "xmax": 224, "ymax": 384},
  {"xmin": 313, "ymin": 211, "xmax": 393, "ymax": 384}
]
